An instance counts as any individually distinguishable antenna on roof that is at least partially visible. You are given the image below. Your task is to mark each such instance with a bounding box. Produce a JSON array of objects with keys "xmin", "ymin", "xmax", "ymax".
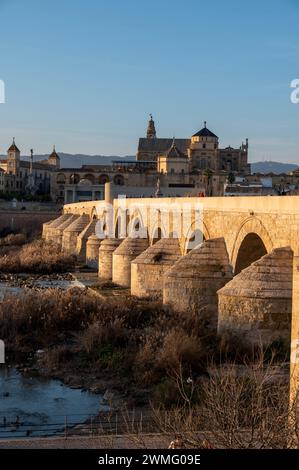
[{"xmin": 204, "ymin": 121, "xmax": 207, "ymax": 128}]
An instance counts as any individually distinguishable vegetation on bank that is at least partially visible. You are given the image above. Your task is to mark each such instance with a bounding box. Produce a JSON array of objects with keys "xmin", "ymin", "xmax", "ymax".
[
  {"xmin": 0, "ymin": 288, "xmax": 211, "ymax": 394},
  {"xmin": 0, "ymin": 239, "xmax": 75, "ymax": 274},
  {"xmin": 0, "ymin": 285, "xmax": 293, "ymax": 447},
  {"xmin": 0, "ymin": 236, "xmax": 294, "ymax": 448}
]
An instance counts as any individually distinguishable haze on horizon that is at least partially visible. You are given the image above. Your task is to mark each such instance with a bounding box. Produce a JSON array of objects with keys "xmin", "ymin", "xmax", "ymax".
[{"xmin": 0, "ymin": 0, "xmax": 299, "ymax": 163}]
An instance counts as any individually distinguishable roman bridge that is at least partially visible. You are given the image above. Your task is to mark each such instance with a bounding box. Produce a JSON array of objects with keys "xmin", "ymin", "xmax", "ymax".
[{"xmin": 43, "ymin": 190, "xmax": 299, "ymax": 411}]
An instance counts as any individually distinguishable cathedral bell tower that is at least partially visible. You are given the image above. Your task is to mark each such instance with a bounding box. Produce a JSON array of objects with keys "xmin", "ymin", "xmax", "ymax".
[
  {"xmin": 7, "ymin": 138, "xmax": 20, "ymax": 175},
  {"xmin": 48, "ymin": 145, "xmax": 60, "ymax": 169},
  {"xmin": 147, "ymin": 114, "xmax": 156, "ymax": 139}
]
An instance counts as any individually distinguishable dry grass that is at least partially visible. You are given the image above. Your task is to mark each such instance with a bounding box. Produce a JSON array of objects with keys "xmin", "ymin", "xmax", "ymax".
[
  {"xmin": 0, "ymin": 283, "xmax": 292, "ymax": 416},
  {"xmin": 0, "ymin": 233, "xmax": 27, "ymax": 246},
  {"xmin": 0, "ymin": 239, "xmax": 75, "ymax": 274},
  {"xmin": 0, "ymin": 286, "xmax": 212, "ymax": 391},
  {"xmin": 153, "ymin": 358, "xmax": 297, "ymax": 449}
]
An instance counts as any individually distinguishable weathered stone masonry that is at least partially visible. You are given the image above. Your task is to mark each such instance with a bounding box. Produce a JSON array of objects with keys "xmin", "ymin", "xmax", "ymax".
[{"xmin": 43, "ymin": 193, "xmax": 299, "ymax": 419}]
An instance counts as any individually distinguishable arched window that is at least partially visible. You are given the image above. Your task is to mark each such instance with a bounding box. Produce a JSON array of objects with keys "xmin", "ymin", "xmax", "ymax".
[
  {"xmin": 99, "ymin": 174, "xmax": 110, "ymax": 185},
  {"xmin": 113, "ymin": 174, "xmax": 124, "ymax": 186},
  {"xmin": 69, "ymin": 173, "xmax": 80, "ymax": 184},
  {"xmin": 56, "ymin": 173, "xmax": 66, "ymax": 184}
]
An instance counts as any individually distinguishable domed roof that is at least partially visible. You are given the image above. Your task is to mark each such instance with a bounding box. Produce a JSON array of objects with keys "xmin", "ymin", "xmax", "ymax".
[
  {"xmin": 132, "ymin": 238, "xmax": 181, "ymax": 265},
  {"xmin": 165, "ymin": 238, "xmax": 232, "ymax": 280},
  {"xmin": 113, "ymin": 237, "xmax": 149, "ymax": 256},
  {"xmin": 192, "ymin": 122, "xmax": 218, "ymax": 139},
  {"xmin": 218, "ymin": 247, "xmax": 293, "ymax": 299}
]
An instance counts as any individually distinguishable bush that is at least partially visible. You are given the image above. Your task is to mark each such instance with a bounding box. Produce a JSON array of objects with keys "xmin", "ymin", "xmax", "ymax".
[
  {"xmin": 0, "ymin": 233, "xmax": 27, "ymax": 246},
  {"xmin": 0, "ymin": 287, "xmax": 213, "ymax": 392},
  {"xmin": 42, "ymin": 345, "xmax": 74, "ymax": 370},
  {"xmin": 0, "ymin": 239, "xmax": 76, "ymax": 274}
]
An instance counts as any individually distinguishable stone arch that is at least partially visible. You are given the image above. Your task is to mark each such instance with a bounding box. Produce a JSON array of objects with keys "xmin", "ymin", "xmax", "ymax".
[
  {"xmin": 99, "ymin": 174, "xmax": 110, "ymax": 185},
  {"xmin": 56, "ymin": 173, "xmax": 66, "ymax": 184},
  {"xmin": 90, "ymin": 207, "xmax": 97, "ymax": 220},
  {"xmin": 150, "ymin": 222, "xmax": 167, "ymax": 245},
  {"xmin": 127, "ymin": 209, "xmax": 148, "ymax": 239},
  {"xmin": 114, "ymin": 208, "xmax": 129, "ymax": 239},
  {"xmin": 83, "ymin": 173, "xmax": 95, "ymax": 184},
  {"xmin": 113, "ymin": 174, "xmax": 124, "ymax": 186},
  {"xmin": 69, "ymin": 173, "xmax": 80, "ymax": 184},
  {"xmin": 183, "ymin": 219, "xmax": 210, "ymax": 254},
  {"xmin": 231, "ymin": 217, "xmax": 274, "ymax": 274}
]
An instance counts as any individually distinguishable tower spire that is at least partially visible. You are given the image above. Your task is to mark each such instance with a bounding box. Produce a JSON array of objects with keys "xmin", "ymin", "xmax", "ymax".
[{"xmin": 147, "ymin": 114, "xmax": 156, "ymax": 139}]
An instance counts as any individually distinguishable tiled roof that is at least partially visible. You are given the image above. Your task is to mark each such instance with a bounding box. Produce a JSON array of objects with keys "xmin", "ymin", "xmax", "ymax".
[
  {"xmin": 192, "ymin": 126, "xmax": 218, "ymax": 138},
  {"xmin": 165, "ymin": 140, "xmax": 188, "ymax": 159},
  {"xmin": 138, "ymin": 138, "xmax": 190, "ymax": 153}
]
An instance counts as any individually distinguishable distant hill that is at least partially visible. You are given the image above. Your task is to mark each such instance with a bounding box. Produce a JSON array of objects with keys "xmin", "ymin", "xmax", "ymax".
[{"xmin": 251, "ymin": 161, "xmax": 299, "ymax": 175}]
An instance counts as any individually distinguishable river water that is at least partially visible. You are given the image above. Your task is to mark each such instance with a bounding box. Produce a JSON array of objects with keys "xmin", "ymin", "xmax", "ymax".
[
  {"xmin": 0, "ymin": 276, "xmax": 108, "ymax": 439},
  {"xmin": 0, "ymin": 367, "xmax": 108, "ymax": 439}
]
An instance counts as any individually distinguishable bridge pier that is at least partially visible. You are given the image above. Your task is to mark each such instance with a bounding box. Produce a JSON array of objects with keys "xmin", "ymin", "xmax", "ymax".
[
  {"xmin": 291, "ymin": 253, "xmax": 299, "ymax": 444},
  {"xmin": 43, "ymin": 214, "xmax": 69, "ymax": 241},
  {"xmin": 86, "ymin": 234, "xmax": 102, "ymax": 268},
  {"xmin": 218, "ymin": 247, "xmax": 293, "ymax": 347},
  {"xmin": 62, "ymin": 214, "xmax": 90, "ymax": 254},
  {"xmin": 112, "ymin": 237, "xmax": 149, "ymax": 288},
  {"xmin": 76, "ymin": 219, "xmax": 97, "ymax": 261},
  {"xmin": 163, "ymin": 238, "xmax": 233, "ymax": 331},
  {"xmin": 52, "ymin": 214, "xmax": 79, "ymax": 247},
  {"xmin": 131, "ymin": 238, "xmax": 182, "ymax": 299},
  {"xmin": 98, "ymin": 238, "xmax": 122, "ymax": 281}
]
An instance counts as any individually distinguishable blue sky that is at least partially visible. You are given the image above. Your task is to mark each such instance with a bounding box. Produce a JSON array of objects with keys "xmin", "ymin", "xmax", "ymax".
[{"xmin": 0, "ymin": 0, "xmax": 299, "ymax": 162}]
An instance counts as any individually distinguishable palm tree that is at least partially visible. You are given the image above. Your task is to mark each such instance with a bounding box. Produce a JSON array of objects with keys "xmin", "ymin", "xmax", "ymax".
[
  {"xmin": 203, "ymin": 168, "xmax": 213, "ymax": 196},
  {"xmin": 227, "ymin": 172, "xmax": 235, "ymax": 184}
]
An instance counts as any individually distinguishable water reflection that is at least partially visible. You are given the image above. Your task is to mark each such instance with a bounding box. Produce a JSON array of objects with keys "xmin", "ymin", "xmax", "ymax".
[{"xmin": 0, "ymin": 368, "xmax": 107, "ymax": 439}]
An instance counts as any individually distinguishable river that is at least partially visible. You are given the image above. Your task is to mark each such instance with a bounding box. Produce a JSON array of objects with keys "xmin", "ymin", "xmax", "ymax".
[{"xmin": 0, "ymin": 367, "xmax": 108, "ymax": 439}]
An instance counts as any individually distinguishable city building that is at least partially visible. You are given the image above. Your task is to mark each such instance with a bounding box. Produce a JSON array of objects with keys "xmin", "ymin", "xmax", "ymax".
[
  {"xmin": 51, "ymin": 116, "xmax": 251, "ymax": 203},
  {"xmin": 138, "ymin": 116, "xmax": 250, "ymax": 173},
  {"xmin": 0, "ymin": 140, "xmax": 59, "ymax": 196}
]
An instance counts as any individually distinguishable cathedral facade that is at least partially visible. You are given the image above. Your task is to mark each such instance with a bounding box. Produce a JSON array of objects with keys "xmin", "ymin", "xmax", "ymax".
[{"xmin": 137, "ymin": 116, "xmax": 250, "ymax": 174}]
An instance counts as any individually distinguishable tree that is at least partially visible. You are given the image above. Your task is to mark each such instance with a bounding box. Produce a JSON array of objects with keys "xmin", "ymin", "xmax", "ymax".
[{"xmin": 227, "ymin": 172, "xmax": 235, "ymax": 184}]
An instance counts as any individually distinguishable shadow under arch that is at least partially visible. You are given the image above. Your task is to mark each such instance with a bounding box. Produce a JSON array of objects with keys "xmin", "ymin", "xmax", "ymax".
[
  {"xmin": 150, "ymin": 221, "xmax": 167, "ymax": 245},
  {"xmin": 127, "ymin": 209, "xmax": 148, "ymax": 239},
  {"xmin": 90, "ymin": 207, "xmax": 98, "ymax": 220},
  {"xmin": 234, "ymin": 233, "xmax": 267, "ymax": 275},
  {"xmin": 231, "ymin": 217, "xmax": 273, "ymax": 274},
  {"xmin": 183, "ymin": 219, "xmax": 210, "ymax": 254}
]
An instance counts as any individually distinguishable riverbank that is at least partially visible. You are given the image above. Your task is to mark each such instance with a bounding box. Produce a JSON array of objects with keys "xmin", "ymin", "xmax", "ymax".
[
  {"xmin": 0, "ymin": 433, "xmax": 171, "ymax": 449},
  {"xmin": 1, "ymin": 274, "xmax": 195, "ymax": 408}
]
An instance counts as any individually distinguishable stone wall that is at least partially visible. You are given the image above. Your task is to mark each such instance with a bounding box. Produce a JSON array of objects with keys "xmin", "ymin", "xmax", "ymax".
[{"xmin": 0, "ymin": 211, "xmax": 58, "ymax": 238}]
